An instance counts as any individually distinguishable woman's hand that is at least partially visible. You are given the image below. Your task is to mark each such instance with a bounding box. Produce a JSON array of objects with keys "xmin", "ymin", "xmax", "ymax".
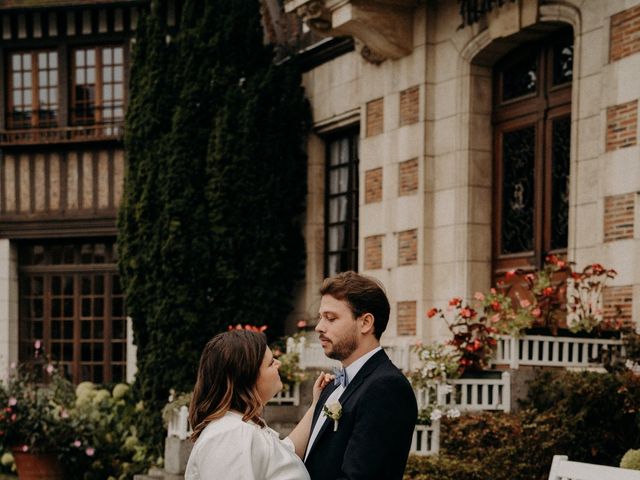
[{"xmin": 312, "ymin": 371, "xmax": 335, "ymax": 405}]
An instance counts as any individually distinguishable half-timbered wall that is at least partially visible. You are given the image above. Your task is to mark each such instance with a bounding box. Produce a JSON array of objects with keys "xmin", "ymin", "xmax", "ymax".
[{"xmin": 1, "ymin": 148, "xmax": 124, "ymax": 217}]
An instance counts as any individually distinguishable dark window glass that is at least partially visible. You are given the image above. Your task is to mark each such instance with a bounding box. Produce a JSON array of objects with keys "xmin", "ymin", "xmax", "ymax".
[
  {"xmin": 325, "ymin": 132, "xmax": 359, "ymax": 276},
  {"xmin": 552, "ymin": 38, "xmax": 574, "ymax": 86},
  {"xmin": 551, "ymin": 116, "xmax": 571, "ymax": 249},
  {"xmin": 501, "ymin": 126, "xmax": 536, "ymax": 254},
  {"xmin": 501, "ymin": 54, "xmax": 537, "ymax": 102}
]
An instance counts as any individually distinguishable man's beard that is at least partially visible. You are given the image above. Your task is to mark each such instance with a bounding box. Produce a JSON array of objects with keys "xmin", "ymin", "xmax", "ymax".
[{"xmin": 326, "ymin": 330, "xmax": 358, "ymax": 361}]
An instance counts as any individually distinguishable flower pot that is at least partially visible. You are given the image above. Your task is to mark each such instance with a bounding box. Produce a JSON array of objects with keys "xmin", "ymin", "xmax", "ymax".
[{"xmin": 11, "ymin": 450, "xmax": 65, "ymax": 480}]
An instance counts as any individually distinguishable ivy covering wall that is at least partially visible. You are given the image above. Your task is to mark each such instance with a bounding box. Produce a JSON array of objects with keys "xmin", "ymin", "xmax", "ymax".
[{"xmin": 118, "ymin": 0, "xmax": 308, "ymax": 448}]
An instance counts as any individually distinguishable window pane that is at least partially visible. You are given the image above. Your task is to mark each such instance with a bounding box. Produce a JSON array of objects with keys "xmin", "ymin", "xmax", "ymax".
[
  {"xmin": 38, "ymin": 52, "xmax": 47, "ymax": 68},
  {"xmin": 23, "ymin": 54, "xmax": 31, "ymax": 70},
  {"xmin": 553, "ymin": 39, "xmax": 574, "ymax": 86},
  {"xmin": 23, "ymin": 73, "xmax": 31, "ymax": 88},
  {"xmin": 114, "ymin": 66, "xmax": 123, "ymax": 82},
  {"xmin": 501, "ymin": 126, "xmax": 535, "ymax": 254},
  {"xmin": 114, "ymin": 47, "xmax": 123, "ymax": 64},
  {"xmin": 49, "ymin": 70, "xmax": 57, "ymax": 85},
  {"xmin": 551, "ymin": 116, "xmax": 570, "ymax": 249},
  {"xmin": 39, "ymin": 70, "xmax": 47, "ymax": 87},
  {"xmin": 329, "ymin": 196, "xmax": 348, "ymax": 223},
  {"xmin": 76, "ymin": 50, "xmax": 84, "ymax": 67},
  {"xmin": 49, "ymin": 52, "xmax": 57, "ymax": 68},
  {"xmin": 86, "ymin": 67, "xmax": 95, "ymax": 84},
  {"xmin": 501, "ymin": 54, "xmax": 537, "ymax": 102},
  {"xmin": 87, "ymin": 49, "xmax": 95, "ymax": 66},
  {"xmin": 12, "ymin": 54, "xmax": 21, "ymax": 70},
  {"xmin": 103, "ymin": 48, "xmax": 112, "ymax": 64},
  {"xmin": 76, "ymin": 69, "xmax": 85, "ymax": 84},
  {"xmin": 104, "ymin": 66, "xmax": 112, "ymax": 82},
  {"xmin": 13, "ymin": 72, "xmax": 21, "ymax": 88}
]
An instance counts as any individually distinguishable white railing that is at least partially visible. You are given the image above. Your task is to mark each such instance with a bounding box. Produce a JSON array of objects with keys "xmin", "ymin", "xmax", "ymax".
[
  {"xmin": 548, "ymin": 455, "xmax": 640, "ymax": 480},
  {"xmin": 414, "ymin": 371, "xmax": 511, "ymax": 413},
  {"xmin": 411, "ymin": 421, "xmax": 440, "ymax": 456},
  {"xmin": 166, "ymin": 405, "xmax": 191, "ymax": 440},
  {"xmin": 269, "ymin": 383, "xmax": 300, "ymax": 406},
  {"xmin": 495, "ymin": 335, "xmax": 624, "ymax": 369},
  {"xmin": 294, "ymin": 334, "xmax": 624, "ymax": 373}
]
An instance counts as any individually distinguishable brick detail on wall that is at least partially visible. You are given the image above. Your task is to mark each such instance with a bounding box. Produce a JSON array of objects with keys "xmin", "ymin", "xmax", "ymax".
[
  {"xmin": 399, "ymin": 158, "xmax": 418, "ymax": 196},
  {"xmin": 603, "ymin": 285, "xmax": 633, "ymax": 326},
  {"xmin": 606, "ymin": 100, "xmax": 638, "ymax": 151},
  {"xmin": 365, "ymin": 167, "xmax": 383, "ymax": 204},
  {"xmin": 397, "ymin": 300, "xmax": 417, "ymax": 336},
  {"xmin": 399, "ymin": 86, "xmax": 419, "ymax": 126},
  {"xmin": 366, "ymin": 98, "xmax": 384, "ymax": 137},
  {"xmin": 398, "ymin": 229, "xmax": 418, "ymax": 266},
  {"xmin": 364, "ymin": 235, "xmax": 383, "ymax": 270},
  {"xmin": 604, "ymin": 193, "xmax": 635, "ymax": 242},
  {"xmin": 610, "ymin": 4, "xmax": 640, "ymax": 62}
]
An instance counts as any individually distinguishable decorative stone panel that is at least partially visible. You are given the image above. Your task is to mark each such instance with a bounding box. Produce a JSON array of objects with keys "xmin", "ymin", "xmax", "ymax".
[
  {"xmin": 365, "ymin": 167, "xmax": 383, "ymax": 204},
  {"xmin": 397, "ymin": 300, "xmax": 416, "ymax": 336},
  {"xmin": 606, "ymin": 100, "xmax": 638, "ymax": 151},
  {"xmin": 364, "ymin": 235, "xmax": 383, "ymax": 270},
  {"xmin": 604, "ymin": 193, "xmax": 634, "ymax": 242},
  {"xmin": 603, "ymin": 285, "xmax": 633, "ymax": 326},
  {"xmin": 399, "ymin": 158, "xmax": 418, "ymax": 196},
  {"xmin": 398, "ymin": 229, "xmax": 418, "ymax": 266},
  {"xmin": 399, "ymin": 86, "xmax": 419, "ymax": 126},
  {"xmin": 610, "ymin": 4, "xmax": 640, "ymax": 62},
  {"xmin": 366, "ymin": 98, "xmax": 384, "ymax": 137}
]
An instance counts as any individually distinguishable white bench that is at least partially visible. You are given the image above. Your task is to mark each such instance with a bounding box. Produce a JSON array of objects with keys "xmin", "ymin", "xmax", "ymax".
[{"xmin": 548, "ymin": 455, "xmax": 640, "ymax": 480}]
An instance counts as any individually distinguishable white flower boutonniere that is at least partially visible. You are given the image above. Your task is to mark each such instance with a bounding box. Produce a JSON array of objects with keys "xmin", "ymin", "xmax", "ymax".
[{"xmin": 323, "ymin": 401, "xmax": 342, "ymax": 431}]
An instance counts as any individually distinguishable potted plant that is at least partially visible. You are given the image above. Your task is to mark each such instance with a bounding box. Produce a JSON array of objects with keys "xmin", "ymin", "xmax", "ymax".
[{"xmin": 0, "ymin": 351, "xmax": 76, "ymax": 480}]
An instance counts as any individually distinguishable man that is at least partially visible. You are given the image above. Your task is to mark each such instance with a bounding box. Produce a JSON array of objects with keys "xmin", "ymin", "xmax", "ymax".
[{"xmin": 304, "ymin": 271, "xmax": 418, "ymax": 480}]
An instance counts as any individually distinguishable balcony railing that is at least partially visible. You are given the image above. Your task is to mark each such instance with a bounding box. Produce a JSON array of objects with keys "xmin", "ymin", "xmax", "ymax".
[{"xmin": 0, "ymin": 123, "xmax": 124, "ymax": 146}]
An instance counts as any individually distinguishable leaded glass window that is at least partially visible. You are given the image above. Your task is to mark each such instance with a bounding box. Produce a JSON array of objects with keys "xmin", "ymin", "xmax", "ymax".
[{"xmin": 493, "ymin": 27, "xmax": 573, "ymax": 276}]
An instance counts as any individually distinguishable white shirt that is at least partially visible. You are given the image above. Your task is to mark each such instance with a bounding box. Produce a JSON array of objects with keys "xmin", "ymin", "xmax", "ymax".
[
  {"xmin": 304, "ymin": 346, "xmax": 382, "ymax": 460},
  {"xmin": 185, "ymin": 411, "xmax": 310, "ymax": 480}
]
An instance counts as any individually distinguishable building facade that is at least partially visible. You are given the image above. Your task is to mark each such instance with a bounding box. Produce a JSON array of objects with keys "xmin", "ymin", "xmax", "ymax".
[
  {"xmin": 281, "ymin": 0, "xmax": 640, "ymax": 346},
  {"xmin": 0, "ymin": 0, "xmax": 180, "ymax": 383}
]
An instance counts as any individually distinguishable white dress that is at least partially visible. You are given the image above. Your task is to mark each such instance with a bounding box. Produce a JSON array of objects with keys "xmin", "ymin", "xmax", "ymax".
[{"xmin": 185, "ymin": 411, "xmax": 310, "ymax": 480}]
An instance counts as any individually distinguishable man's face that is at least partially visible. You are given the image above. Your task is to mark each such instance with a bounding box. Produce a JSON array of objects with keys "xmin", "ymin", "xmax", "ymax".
[{"xmin": 316, "ymin": 294, "xmax": 359, "ymax": 362}]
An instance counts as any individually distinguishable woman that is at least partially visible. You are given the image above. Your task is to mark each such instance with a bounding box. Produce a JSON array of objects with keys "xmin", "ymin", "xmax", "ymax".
[{"xmin": 185, "ymin": 329, "xmax": 332, "ymax": 479}]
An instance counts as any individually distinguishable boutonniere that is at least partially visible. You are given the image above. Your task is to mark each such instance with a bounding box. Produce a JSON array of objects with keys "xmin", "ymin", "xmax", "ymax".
[{"xmin": 323, "ymin": 401, "xmax": 342, "ymax": 431}]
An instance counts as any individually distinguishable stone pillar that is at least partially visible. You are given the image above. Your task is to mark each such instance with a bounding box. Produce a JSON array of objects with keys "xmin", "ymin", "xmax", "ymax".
[{"xmin": 0, "ymin": 239, "xmax": 19, "ymax": 381}]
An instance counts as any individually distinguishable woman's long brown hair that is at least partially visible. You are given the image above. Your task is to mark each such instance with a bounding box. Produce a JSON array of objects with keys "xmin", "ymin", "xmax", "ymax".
[{"xmin": 188, "ymin": 330, "xmax": 267, "ymax": 441}]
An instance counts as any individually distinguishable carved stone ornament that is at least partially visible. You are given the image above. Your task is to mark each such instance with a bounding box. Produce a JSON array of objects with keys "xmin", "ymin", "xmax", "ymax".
[{"xmin": 285, "ymin": 0, "xmax": 417, "ymax": 61}]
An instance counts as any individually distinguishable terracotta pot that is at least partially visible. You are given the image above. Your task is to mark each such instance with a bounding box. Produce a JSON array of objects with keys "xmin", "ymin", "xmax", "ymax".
[{"xmin": 11, "ymin": 449, "xmax": 65, "ymax": 480}]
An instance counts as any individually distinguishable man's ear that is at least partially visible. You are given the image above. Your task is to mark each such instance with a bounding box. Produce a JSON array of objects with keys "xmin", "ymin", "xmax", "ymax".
[{"xmin": 359, "ymin": 313, "xmax": 375, "ymax": 335}]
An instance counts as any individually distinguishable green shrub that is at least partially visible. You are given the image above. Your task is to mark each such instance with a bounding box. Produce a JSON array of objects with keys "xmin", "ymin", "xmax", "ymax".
[
  {"xmin": 404, "ymin": 454, "xmax": 485, "ymax": 480},
  {"xmin": 522, "ymin": 369, "xmax": 640, "ymax": 466}
]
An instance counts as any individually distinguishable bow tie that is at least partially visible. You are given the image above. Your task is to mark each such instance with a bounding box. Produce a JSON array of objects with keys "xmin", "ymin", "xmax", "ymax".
[{"xmin": 333, "ymin": 367, "xmax": 348, "ymax": 388}]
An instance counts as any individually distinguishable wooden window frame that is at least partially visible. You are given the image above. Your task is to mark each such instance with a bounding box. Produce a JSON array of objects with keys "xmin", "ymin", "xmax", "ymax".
[
  {"xmin": 18, "ymin": 241, "xmax": 126, "ymax": 384},
  {"xmin": 6, "ymin": 49, "xmax": 59, "ymax": 129},
  {"xmin": 492, "ymin": 29, "xmax": 573, "ymax": 278},
  {"xmin": 71, "ymin": 45, "xmax": 125, "ymax": 126}
]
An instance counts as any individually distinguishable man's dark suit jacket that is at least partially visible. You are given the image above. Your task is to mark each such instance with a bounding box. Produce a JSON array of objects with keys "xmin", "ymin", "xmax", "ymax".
[{"xmin": 304, "ymin": 349, "xmax": 418, "ymax": 480}]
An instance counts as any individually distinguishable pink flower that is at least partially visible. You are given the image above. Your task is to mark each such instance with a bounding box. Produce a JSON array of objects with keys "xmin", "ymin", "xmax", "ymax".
[
  {"xmin": 490, "ymin": 288, "xmax": 497, "ymax": 294},
  {"xmin": 8, "ymin": 397, "xmax": 17, "ymax": 407},
  {"xmin": 34, "ymin": 340, "xmax": 42, "ymax": 349},
  {"xmin": 45, "ymin": 364, "xmax": 54, "ymax": 374},
  {"xmin": 490, "ymin": 314, "xmax": 501, "ymax": 323},
  {"xmin": 474, "ymin": 292, "xmax": 485, "ymax": 301},
  {"xmin": 505, "ymin": 270, "xmax": 516, "ymax": 279},
  {"xmin": 297, "ymin": 320, "xmax": 307, "ymax": 329},
  {"xmin": 60, "ymin": 410, "xmax": 69, "ymax": 419},
  {"xmin": 9, "ymin": 362, "xmax": 16, "ymax": 369},
  {"xmin": 426, "ymin": 308, "xmax": 438, "ymax": 318},
  {"xmin": 519, "ymin": 299, "xmax": 531, "ymax": 308},
  {"xmin": 85, "ymin": 447, "xmax": 95, "ymax": 457},
  {"xmin": 532, "ymin": 308, "xmax": 542, "ymax": 318},
  {"xmin": 73, "ymin": 440, "xmax": 82, "ymax": 448},
  {"xmin": 449, "ymin": 297, "xmax": 462, "ymax": 307},
  {"xmin": 21, "ymin": 445, "xmax": 29, "ymax": 452}
]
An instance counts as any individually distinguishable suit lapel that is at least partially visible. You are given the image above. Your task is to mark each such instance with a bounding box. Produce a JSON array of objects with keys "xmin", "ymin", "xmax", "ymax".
[{"xmin": 306, "ymin": 350, "xmax": 388, "ymax": 458}]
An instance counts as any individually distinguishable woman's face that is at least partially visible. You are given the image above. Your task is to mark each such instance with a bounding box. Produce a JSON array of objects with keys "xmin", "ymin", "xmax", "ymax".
[{"xmin": 255, "ymin": 348, "xmax": 282, "ymax": 405}]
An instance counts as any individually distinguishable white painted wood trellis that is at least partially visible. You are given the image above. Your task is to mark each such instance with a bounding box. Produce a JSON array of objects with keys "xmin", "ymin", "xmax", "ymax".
[
  {"xmin": 293, "ymin": 335, "xmax": 624, "ymax": 372},
  {"xmin": 494, "ymin": 334, "xmax": 624, "ymax": 369},
  {"xmin": 166, "ymin": 405, "xmax": 191, "ymax": 440},
  {"xmin": 547, "ymin": 455, "xmax": 640, "ymax": 480},
  {"xmin": 268, "ymin": 383, "xmax": 301, "ymax": 406},
  {"xmin": 411, "ymin": 422, "xmax": 440, "ymax": 456},
  {"xmin": 414, "ymin": 371, "xmax": 511, "ymax": 413}
]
